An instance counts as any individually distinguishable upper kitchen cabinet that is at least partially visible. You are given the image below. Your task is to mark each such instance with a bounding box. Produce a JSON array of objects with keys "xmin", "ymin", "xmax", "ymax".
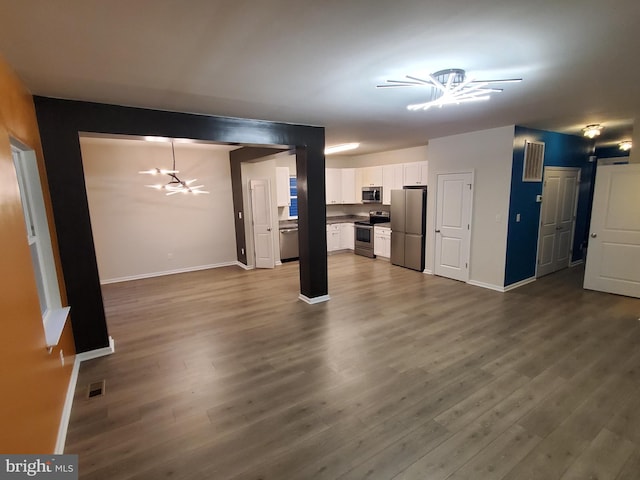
[
  {"xmin": 403, "ymin": 161, "xmax": 428, "ymax": 186},
  {"xmin": 362, "ymin": 166, "xmax": 383, "ymax": 187},
  {"xmin": 327, "ymin": 168, "xmax": 361, "ymax": 204},
  {"xmin": 382, "ymin": 164, "xmax": 404, "ymax": 204},
  {"xmin": 325, "ymin": 168, "xmax": 342, "ymax": 204},
  {"xmin": 276, "ymin": 166, "xmax": 291, "ymax": 207},
  {"xmin": 341, "ymin": 168, "xmax": 361, "ymax": 204}
]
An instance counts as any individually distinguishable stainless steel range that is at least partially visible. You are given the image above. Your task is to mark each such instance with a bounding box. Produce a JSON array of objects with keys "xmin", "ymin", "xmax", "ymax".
[{"xmin": 354, "ymin": 211, "xmax": 390, "ymax": 258}]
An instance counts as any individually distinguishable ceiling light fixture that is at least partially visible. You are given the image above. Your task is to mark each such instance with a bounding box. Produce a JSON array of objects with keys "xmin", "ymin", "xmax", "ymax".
[
  {"xmin": 325, "ymin": 143, "xmax": 360, "ymax": 155},
  {"xmin": 138, "ymin": 141, "xmax": 209, "ymax": 195},
  {"xmin": 582, "ymin": 124, "xmax": 603, "ymax": 139},
  {"xmin": 377, "ymin": 68, "xmax": 522, "ymax": 111},
  {"xmin": 619, "ymin": 140, "xmax": 632, "ymax": 151}
]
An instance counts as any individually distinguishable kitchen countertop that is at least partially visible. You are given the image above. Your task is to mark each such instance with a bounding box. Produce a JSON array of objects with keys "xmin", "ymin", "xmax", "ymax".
[
  {"xmin": 374, "ymin": 222, "xmax": 391, "ymax": 228},
  {"xmin": 279, "ymin": 215, "xmax": 368, "ymax": 229},
  {"xmin": 326, "ymin": 215, "xmax": 368, "ymax": 225}
]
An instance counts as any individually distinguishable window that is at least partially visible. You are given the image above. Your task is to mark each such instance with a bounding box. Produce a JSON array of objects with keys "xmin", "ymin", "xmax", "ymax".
[
  {"xmin": 12, "ymin": 142, "xmax": 70, "ymax": 347},
  {"xmin": 288, "ymin": 175, "xmax": 298, "ymax": 218}
]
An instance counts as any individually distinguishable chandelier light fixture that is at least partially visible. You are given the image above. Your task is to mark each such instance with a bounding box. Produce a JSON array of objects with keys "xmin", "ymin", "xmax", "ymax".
[
  {"xmin": 582, "ymin": 124, "xmax": 603, "ymax": 139},
  {"xmin": 619, "ymin": 140, "xmax": 632, "ymax": 151},
  {"xmin": 377, "ymin": 68, "xmax": 522, "ymax": 111},
  {"xmin": 138, "ymin": 141, "xmax": 209, "ymax": 195}
]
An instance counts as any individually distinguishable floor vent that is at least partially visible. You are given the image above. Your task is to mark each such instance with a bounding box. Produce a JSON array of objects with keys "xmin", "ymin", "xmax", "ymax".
[{"xmin": 87, "ymin": 380, "xmax": 106, "ymax": 398}]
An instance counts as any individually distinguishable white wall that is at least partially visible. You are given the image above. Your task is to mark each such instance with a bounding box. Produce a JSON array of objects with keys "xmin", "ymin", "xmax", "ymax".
[
  {"xmin": 81, "ymin": 137, "xmax": 237, "ymax": 283},
  {"xmin": 426, "ymin": 126, "xmax": 515, "ymax": 288},
  {"xmin": 328, "ymin": 145, "xmax": 427, "ymax": 168}
]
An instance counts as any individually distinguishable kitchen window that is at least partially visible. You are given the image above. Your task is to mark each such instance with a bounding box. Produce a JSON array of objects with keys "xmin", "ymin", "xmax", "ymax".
[{"xmin": 289, "ymin": 175, "xmax": 298, "ymax": 218}]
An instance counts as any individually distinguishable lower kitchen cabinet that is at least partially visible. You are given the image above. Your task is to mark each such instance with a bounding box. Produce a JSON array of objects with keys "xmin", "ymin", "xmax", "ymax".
[
  {"xmin": 340, "ymin": 223, "xmax": 354, "ymax": 250},
  {"xmin": 374, "ymin": 226, "xmax": 391, "ymax": 258},
  {"xmin": 327, "ymin": 223, "xmax": 355, "ymax": 252},
  {"xmin": 327, "ymin": 224, "xmax": 341, "ymax": 251}
]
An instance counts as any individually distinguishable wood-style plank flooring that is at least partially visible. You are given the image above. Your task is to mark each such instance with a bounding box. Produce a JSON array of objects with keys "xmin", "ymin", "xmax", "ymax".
[{"xmin": 65, "ymin": 254, "xmax": 640, "ymax": 479}]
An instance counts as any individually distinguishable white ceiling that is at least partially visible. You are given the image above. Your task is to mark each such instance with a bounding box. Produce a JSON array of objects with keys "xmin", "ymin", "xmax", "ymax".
[{"xmin": 1, "ymin": 0, "xmax": 638, "ymax": 154}]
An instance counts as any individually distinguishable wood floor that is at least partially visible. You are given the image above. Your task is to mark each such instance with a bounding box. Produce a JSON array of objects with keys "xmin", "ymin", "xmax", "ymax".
[{"xmin": 65, "ymin": 254, "xmax": 640, "ymax": 479}]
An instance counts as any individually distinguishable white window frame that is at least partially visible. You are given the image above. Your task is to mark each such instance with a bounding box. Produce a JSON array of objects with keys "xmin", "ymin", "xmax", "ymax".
[{"xmin": 11, "ymin": 140, "xmax": 70, "ymax": 347}]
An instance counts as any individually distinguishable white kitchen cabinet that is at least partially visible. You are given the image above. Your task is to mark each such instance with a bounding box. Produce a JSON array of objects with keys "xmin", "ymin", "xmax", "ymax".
[
  {"xmin": 403, "ymin": 161, "xmax": 428, "ymax": 186},
  {"xmin": 362, "ymin": 166, "xmax": 383, "ymax": 187},
  {"xmin": 382, "ymin": 164, "xmax": 404, "ymax": 204},
  {"xmin": 374, "ymin": 226, "xmax": 391, "ymax": 258},
  {"xmin": 341, "ymin": 168, "xmax": 361, "ymax": 204},
  {"xmin": 326, "ymin": 223, "xmax": 342, "ymax": 252},
  {"xmin": 276, "ymin": 167, "xmax": 291, "ymax": 207},
  {"xmin": 340, "ymin": 223, "xmax": 354, "ymax": 250},
  {"xmin": 325, "ymin": 168, "xmax": 342, "ymax": 205}
]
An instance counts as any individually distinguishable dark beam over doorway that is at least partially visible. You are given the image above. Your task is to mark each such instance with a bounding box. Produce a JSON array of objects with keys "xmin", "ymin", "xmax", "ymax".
[{"xmin": 34, "ymin": 97, "xmax": 328, "ymax": 353}]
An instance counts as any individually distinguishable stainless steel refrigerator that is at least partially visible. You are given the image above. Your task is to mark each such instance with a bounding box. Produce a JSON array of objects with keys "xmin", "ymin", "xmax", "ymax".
[{"xmin": 390, "ymin": 187, "xmax": 426, "ymax": 271}]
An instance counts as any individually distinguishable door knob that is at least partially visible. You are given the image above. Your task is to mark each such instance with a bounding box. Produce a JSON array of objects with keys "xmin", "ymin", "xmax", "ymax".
[
  {"xmin": 267, "ymin": 228, "xmax": 272, "ymax": 232},
  {"xmin": 435, "ymin": 229, "xmax": 441, "ymax": 233},
  {"xmin": 590, "ymin": 233, "xmax": 597, "ymax": 238}
]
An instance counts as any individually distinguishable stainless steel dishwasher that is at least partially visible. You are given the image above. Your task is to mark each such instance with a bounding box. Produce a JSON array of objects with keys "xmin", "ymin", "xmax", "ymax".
[{"xmin": 279, "ymin": 226, "xmax": 299, "ymax": 261}]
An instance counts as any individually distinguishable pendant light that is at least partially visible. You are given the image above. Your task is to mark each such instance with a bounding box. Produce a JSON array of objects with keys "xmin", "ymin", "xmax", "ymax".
[{"xmin": 138, "ymin": 141, "xmax": 209, "ymax": 195}]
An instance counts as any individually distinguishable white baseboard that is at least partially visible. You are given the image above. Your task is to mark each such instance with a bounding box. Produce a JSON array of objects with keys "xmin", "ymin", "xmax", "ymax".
[
  {"xmin": 467, "ymin": 280, "xmax": 506, "ymax": 292},
  {"xmin": 237, "ymin": 261, "xmax": 254, "ymax": 270},
  {"xmin": 467, "ymin": 276, "xmax": 536, "ymax": 293},
  {"xmin": 55, "ymin": 336, "xmax": 115, "ymax": 454},
  {"xmin": 75, "ymin": 336, "xmax": 115, "ymax": 362},
  {"xmin": 503, "ymin": 276, "xmax": 537, "ymax": 292},
  {"xmin": 100, "ymin": 262, "xmax": 238, "ymax": 285},
  {"xmin": 423, "ymin": 268, "xmax": 433, "ymax": 275},
  {"xmin": 298, "ymin": 294, "xmax": 331, "ymax": 304},
  {"xmin": 569, "ymin": 259, "xmax": 584, "ymax": 267}
]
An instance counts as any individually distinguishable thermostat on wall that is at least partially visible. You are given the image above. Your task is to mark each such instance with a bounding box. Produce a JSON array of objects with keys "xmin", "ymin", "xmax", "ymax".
[{"xmin": 536, "ymin": 195, "xmax": 542, "ymax": 203}]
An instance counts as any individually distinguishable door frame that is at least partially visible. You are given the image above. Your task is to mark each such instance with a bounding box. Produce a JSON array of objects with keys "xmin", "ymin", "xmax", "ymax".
[
  {"xmin": 534, "ymin": 166, "xmax": 581, "ymax": 278},
  {"xmin": 432, "ymin": 170, "xmax": 475, "ymax": 283}
]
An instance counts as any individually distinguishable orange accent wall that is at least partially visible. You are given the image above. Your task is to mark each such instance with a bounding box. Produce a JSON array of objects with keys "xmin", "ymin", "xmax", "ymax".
[{"xmin": 0, "ymin": 54, "xmax": 76, "ymax": 453}]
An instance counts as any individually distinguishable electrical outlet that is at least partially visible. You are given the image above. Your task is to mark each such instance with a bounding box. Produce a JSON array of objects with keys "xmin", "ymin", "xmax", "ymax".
[
  {"xmin": 241, "ymin": 248, "xmax": 245, "ymax": 255},
  {"xmin": 59, "ymin": 349, "xmax": 64, "ymax": 367},
  {"xmin": 516, "ymin": 213, "xmax": 521, "ymax": 222},
  {"xmin": 238, "ymin": 212, "xmax": 243, "ymax": 219}
]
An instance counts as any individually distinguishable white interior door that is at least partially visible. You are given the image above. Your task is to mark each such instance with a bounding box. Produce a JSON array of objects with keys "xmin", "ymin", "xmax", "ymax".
[
  {"xmin": 537, "ymin": 167, "xmax": 580, "ymax": 277},
  {"xmin": 250, "ymin": 179, "xmax": 275, "ymax": 269},
  {"xmin": 584, "ymin": 164, "xmax": 640, "ymax": 298},
  {"xmin": 435, "ymin": 172, "xmax": 473, "ymax": 282}
]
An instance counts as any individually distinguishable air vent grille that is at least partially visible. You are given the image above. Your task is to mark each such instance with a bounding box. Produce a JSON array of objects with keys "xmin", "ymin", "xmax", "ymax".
[{"xmin": 522, "ymin": 140, "xmax": 545, "ymax": 182}]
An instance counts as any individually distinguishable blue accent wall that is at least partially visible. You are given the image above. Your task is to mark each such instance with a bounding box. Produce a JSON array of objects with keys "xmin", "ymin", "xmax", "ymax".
[{"xmin": 504, "ymin": 126, "xmax": 595, "ymax": 286}]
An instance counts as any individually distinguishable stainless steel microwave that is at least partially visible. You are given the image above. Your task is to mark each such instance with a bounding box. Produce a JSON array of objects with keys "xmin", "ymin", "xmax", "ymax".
[{"xmin": 362, "ymin": 186, "xmax": 382, "ymax": 203}]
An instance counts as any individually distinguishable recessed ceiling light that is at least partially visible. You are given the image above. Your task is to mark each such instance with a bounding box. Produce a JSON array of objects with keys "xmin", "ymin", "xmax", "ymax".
[
  {"xmin": 325, "ymin": 143, "xmax": 360, "ymax": 155},
  {"xmin": 619, "ymin": 141, "xmax": 632, "ymax": 151},
  {"xmin": 377, "ymin": 68, "xmax": 522, "ymax": 111},
  {"xmin": 582, "ymin": 125, "xmax": 603, "ymax": 139}
]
